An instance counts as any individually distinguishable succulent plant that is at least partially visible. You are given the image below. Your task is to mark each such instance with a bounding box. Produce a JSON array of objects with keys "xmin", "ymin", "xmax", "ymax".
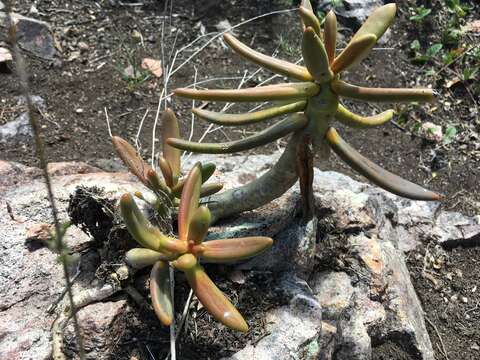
[
  {"xmin": 120, "ymin": 163, "xmax": 273, "ymax": 332},
  {"xmin": 168, "ymin": 1, "xmax": 441, "ymax": 222},
  {"xmin": 112, "ymin": 108, "xmax": 223, "ymax": 214}
]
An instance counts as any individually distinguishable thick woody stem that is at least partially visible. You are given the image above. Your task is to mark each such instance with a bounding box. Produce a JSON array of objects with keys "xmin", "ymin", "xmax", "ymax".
[{"xmin": 205, "ymin": 133, "xmax": 302, "ymax": 222}]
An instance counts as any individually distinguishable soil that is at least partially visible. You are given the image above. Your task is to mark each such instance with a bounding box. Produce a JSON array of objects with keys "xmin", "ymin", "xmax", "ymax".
[
  {"xmin": 407, "ymin": 245, "xmax": 480, "ymax": 360},
  {"xmin": 1, "ymin": 0, "xmax": 479, "ymax": 359}
]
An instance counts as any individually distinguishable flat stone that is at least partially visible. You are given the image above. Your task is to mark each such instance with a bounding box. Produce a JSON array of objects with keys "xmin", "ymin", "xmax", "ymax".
[
  {"xmin": 15, "ymin": 94, "xmax": 46, "ymax": 111},
  {"xmin": 64, "ymin": 300, "xmax": 129, "ymax": 359},
  {"xmin": 0, "ymin": 47, "xmax": 12, "ymax": 62},
  {"xmin": 0, "ymin": 162, "xmax": 145, "ymax": 359},
  {"xmin": 0, "ymin": 113, "xmax": 33, "ymax": 143},
  {"xmin": 10, "ymin": 13, "xmax": 58, "ymax": 60}
]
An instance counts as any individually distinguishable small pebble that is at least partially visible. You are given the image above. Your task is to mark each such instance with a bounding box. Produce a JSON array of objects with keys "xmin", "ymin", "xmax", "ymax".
[
  {"xmin": 461, "ymin": 296, "xmax": 468, "ymax": 303},
  {"xmin": 75, "ymin": 108, "xmax": 84, "ymax": 114}
]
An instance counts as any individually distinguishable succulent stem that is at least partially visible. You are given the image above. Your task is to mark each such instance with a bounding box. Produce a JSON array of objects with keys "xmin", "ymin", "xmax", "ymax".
[
  {"xmin": 223, "ymin": 33, "xmax": 312, "ymax": 81},
  {"xmin": 167, "ymin": 114, "xmax": 308, "ymax": 154},
  {"xmin": 302, "ymin": 27, "xmax": 334, "ymax": 83},
  {"xmin": 174, "ymin": 82, "xmax": 319, "ymax": 102},
  {"xmin": 323, "ymin": 11, "xmax": 337, "ymax": 63},
  {"xmin": 335, "ymin": 104, "xmax": 394, "ymax": 128},
  {"xmin": 331, "ymin": 80, "xmax": 435, "ymax": 103},
  {"xmin": 196, "ymin": 236, "xmax": 273, "ymax": 263},
  {"xmin": 299, "ymin": 6, "xmax": 321, "ymax": 35},
  {"xmin": 204, "ymin": 133, "xmax": 301, "ymax": 222},
  {"xmin": 192, "ymin": 101, "xmax": 306, "ymax": 126},
  {"xmin": 325, "ymin": 127, "xmax": 441, "ymax": 200},
  {"xmin": 183, "ymin": 263, "xmax": 248, "ymax": 332},
  {"xmin": 150, "ymin": 261, "xmax": 173, "ymax": 326},
  {"xmin": 331, "ymin": 34, "xmax": 377, "ymax": 74}
]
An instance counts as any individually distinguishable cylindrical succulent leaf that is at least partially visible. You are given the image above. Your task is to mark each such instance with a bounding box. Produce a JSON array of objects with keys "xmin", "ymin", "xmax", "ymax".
[
  {"xmin": 126, "ymin": 248, "xmax": 175, "ymax": 269},
  {"xmin": 192, "ymin": 101, "xmax": 306, "ymax": 126},
  {"xmin": 331, "ymin": 34, "xmax": 377, "ymax": 74},
  {"xmin": 174, "ymin": 82, "xmax": 319, "ymax": 103},
  {"xmin": 331, "ymin": 80, "xmax": 435, "ymax": 103},
  {"xmin": 146, "ymin": 169, "xmax": 172, "ymax": 196},
  {"xmin": 351, "ymin": 3, "xmax": 396, "ymax": 41},
  {"xmin": 112, "ymin": 136, "xmax": 153, "ymax": 187},
  {"xmin": 302, "ymin": 27, "xmax": 334, "ymax": 83},
  {"xmin": 336, "ymin": 4, "xmax": 396, "ymax": 71},
  {"xmin": 167, "ymin": 113, "xmax": 308, "ymax": 154},
  {"xmin": 195, "ymin": 236, "xmax": 273, "ymax": 263},
  {"xmin": 200, "ymin": 183, "xmax": 224, "ymax": 197},
  {"xmin": 161, "ymin": 109, "xmax": 181, "ymax": 181},
  {"xmin": 299, "ymin": 6, "xmax": 321, "ymax": 35},
  {"xmin": 172, "ymin": 253, "xmax": 198, "ymax": 271},
  {"xmin": 158, "ymin": 156, "xmax": 174, "ymax": 187},
  {"xmin": 335, "ymin": 104, "xmax": 394, "ymax": 128},
  {"xmin": 150, "ymin": 261, "xmax": 173, "ymax": 326},
  {"xmin": 120, "ymin": 193, "xmax": 188, "ymax": 253},
  {"xmin": 223, "ymin": 33, "xmax": 312, "ymax": 82},
  {"xmin": 188, "ymin": 206, "xmax": 211, "ymax": 244},
  {"xmin": 178, "ymin": 164, "xmax": 202, "ymax": 241},
  {"xmin": 183, "ymin": 262, "xmax": 249, "ymax": 332},
  {"xmin": 120, "ymin": 193, "xmax": 161, "ymax": 250},
  {"xmin": 200, "ymin": 162, "xmax": 216, "ymax": 183},
  {"xmin": 325, "ymin": 127, "xmax": 441, "ymax": 201},
  {"xmin": 170, "ymin": 163, "xmax": 218, "ymax": 198},
  {"xmin": 299, "ymin": 0, "xmax": 314, "ymax": 30},
  {"xmin": 323, "ymin": 10, "xmax": 337, "ymax": 64},
  {"xmin": 301, "ymin": 0, "xmax": 313, "ymax": 11}
]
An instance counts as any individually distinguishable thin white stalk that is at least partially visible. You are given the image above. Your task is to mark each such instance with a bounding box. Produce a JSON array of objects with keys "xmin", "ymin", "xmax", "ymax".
[
  {"xmin": 188, "ymin": 66, "xmax": 198, "ymax": 143},
  {"xmin": 135, "ymin": 108, "xmax": 150, "ymax": 150},
  {"xmin": 151, "ymin": 87, "xmax": 166, "ymax": 167},
  {"xmin": 104, "ymin": 107, "xmax": 112, "ymax": 138},
  {"xmin": 169, "ymin": 8, "xmax": 297, "ymax": 77}
]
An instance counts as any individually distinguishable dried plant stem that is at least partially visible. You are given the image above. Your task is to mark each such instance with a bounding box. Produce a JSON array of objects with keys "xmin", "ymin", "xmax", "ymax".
[{"xmin": 5, "ymin": 2, "xmax": 86, "ymax": 359}]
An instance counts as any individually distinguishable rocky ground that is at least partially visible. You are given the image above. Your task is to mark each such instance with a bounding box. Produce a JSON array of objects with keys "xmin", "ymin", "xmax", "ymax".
[
  {"xmin": 1, "ymin": 0, "xmax": 479, "ymax": 359},
  {"xmin": 1, "ymin": 154, "xmax": 479, "ymax": 359}
]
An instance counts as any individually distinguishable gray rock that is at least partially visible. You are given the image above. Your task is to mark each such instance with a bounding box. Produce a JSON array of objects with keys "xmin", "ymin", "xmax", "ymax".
[
  {"xmin": 0, "ymin": 2, "xmax": 4, "ymax": 11},
  {"xmin": 0, "ymin": 113, "xmax": 33, "ymax": 142},
  {"xmin": 335, "ymin": 309, "xmax": 371, "ymax": 360},
  {"xmin": 0, "ymin": 162, "xmax": 143, "ymax": 359},
  {"xmin": 0, "ymin": 95, "xmax": 47, "ymax": 143},
  {"xmin": 1, "ymin": 147, "xmax": 478, "ymax": 360},
  {"xmin": 64, "ymin": 300, "xmax": 130, "ymax": 359},
  {"xmin": 16, "ymin": 94, "xmax": 46, "ymax": 112},
  {"xmin": 237, "ymin": 216, "xmax": 317, "ymax": 276},
  {"xmin": 224, "ymin": 272, "xmax": 322, "ymax": 360},
  {"xmin": 0, "ymin": 47, "xmax": 12, "ymax": 62},
  {"xmin": 9, "ymin": 13, "xmax": 58, "ymax": 60},
  {"xmin": 319, "ymin": 0, "xmax": 392, "ymax": 44},
  {"xmin": 91, "ymin": 158, "xmax": 127, "ymax": 172},
  {"xmin": 312, "ymin": 272, "xmax": 354, "ymax": 319}
]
